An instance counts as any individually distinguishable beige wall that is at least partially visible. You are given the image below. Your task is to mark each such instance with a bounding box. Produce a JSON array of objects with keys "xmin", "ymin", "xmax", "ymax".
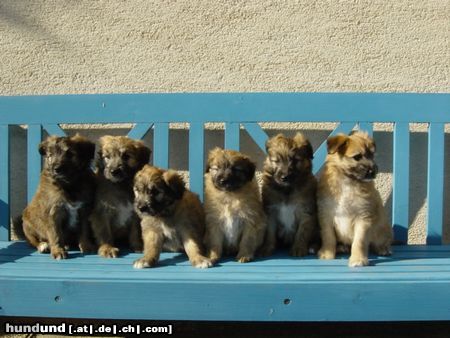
[{"xmin": 0, "ymin": 0, "xmax": 449, "ymax": 243}]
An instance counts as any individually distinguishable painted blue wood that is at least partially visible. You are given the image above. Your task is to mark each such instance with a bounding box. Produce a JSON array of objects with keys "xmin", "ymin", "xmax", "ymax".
[
  {"xmin": 42, "ymin": 124, "xmax": 66, "ymax": 137},
  {"xmin": 242, "ymin": 123, "xmax": 269, "ymax": 153},
  {"xmin": 153, "ymin": 123, "xmax": 169, "ymax": 169},
  {"xmin": 127, "ymin": 123, "xmax": 153, "ymax": 140},
  {"xmin": 0, "ymin": 93, "xmax": 448, "ymax": 124},
  {"xmin": 225, "ymin": 122, "xmax": 240, "ymax": 150},
  {"xmin": 426, "ymin": 123, "xmax": 445, "ymax": 245},
  {"xmin": 312, "ymin": 122, "xmax": 355, "ymax": 175},
  {"xmin": 358, "ymin": 122, "xmax": 373, "ymax": 136},
  {"xmin": 1, "ymin": 241, "xmax": 450, "ymax": 321},
  {"xmin": 189, "ymin": 123, "xmax": 204, "ymax": 200},
  {"xmin": 392, "ymin": 122, "xmax": 410, "ymax": 243},
  {"xmin": 27, "ymin": 125, "xmax": 42, "ymax": 203},
  {"xmin": 0, "ymin": 126, "xmax": 9, "ymax": 241}
]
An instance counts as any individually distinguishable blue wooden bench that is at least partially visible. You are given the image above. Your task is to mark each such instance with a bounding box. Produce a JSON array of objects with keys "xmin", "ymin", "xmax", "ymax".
[{"xmin": 0, "ymin": 93, "xmax": 449, "ymax": 321}]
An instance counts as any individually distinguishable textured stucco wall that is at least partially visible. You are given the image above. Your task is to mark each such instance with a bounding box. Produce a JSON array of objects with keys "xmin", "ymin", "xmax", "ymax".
[{"xmin": 0, "ymin": 0, "xmax": 449, "ymax": 243}]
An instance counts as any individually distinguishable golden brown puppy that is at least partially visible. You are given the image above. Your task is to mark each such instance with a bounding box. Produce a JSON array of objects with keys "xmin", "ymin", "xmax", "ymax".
[
  {"xmin": 260, "ymin": 133, "xmax": 319, "ymax": 257},
  {"xmin": 317, "ymin": 131, "xmax": 392, "ymax": 267},
  {"xmin": 19, "ymin": 134, "xmax": 96, "ymax": 259},
  {"xmin": 90, "ymin": 135, "xmax": 151, "ymax": 258},
  {"xmin": 133, "ymin": 165, "xmax": 212, "ymax": 269},
  {"xmin": 204, "ymin": 148, "xmax": 267, "ymax": 264}
]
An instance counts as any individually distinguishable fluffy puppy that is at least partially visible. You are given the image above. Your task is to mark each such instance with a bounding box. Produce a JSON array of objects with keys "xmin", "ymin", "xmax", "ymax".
[
  {"xmin": 133, "ymin": 165, "xmax": 212, "ymax": 269},
  {"xmin": 260, "ymin": 133, "xmax": 318, "ymax": 257},
  {"xmin": 317, "ymin": 131, "xmax": 392, "ymax": 267},
  {"xmin": 204, "ymin": 148, "xmax": 267, "ymax": 263},
  {"xmin": 20, "ymin": 134, "xmax": 96, "ymax": 259},
  {"xmin": 90, "ymin": 135, "xmax": 151, "ymax": 258}
]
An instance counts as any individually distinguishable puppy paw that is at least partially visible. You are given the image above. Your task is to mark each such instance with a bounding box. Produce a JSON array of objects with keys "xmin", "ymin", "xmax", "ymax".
[
  {"xmin": 51, "ymin": 247, "xmax": 68, "ymax": 260},
  {"xmin": 289, "ymin": 244, "xmax": 308, "ymax": 257},
  {"xmin": 191, "ymin": 256, "xmax": 213, "ymax": 269},
  {"xmin": 98, "ymin": 244, "xmax": 119, "ymax": 258},
  {"xmin": 236, "ymin": 255, "xmax": 253, "ymax": 263},
  {"xmin": 37, "ymin": 242, "xmax": 50, "ymax": 253},
  {"xmin": 348, "ymin": 255, "xmax": 369, "ymax": 267},
  {"xmin": 133, "ymin": 257, "xmax": 157, "ymax": 269},
  {"xmin": 373, "ymin": 245, "xmax": 392, "ymax": 256},
  {"xmin": 318, "ymin": 248, "xmax": 336, "ymax": 260}
]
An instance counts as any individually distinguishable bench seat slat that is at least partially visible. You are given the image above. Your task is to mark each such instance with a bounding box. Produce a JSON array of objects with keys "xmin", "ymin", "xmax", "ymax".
[{"xmin": 2, "ymin": 242, "xmax": 450, "ymax": 321}]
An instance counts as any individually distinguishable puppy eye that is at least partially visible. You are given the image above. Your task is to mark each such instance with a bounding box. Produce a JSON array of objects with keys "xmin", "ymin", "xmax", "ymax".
[
  {"xmin": 233, "ymin": 166, "xmax": 244, "ymax": 172},
  {"xmin": 353, "ymin": 154, "xmax": 363, "ymax": 161},
  {"xmin": 66, "ymin": 151, "xmax": 73, "ymax": 159},
  {"xmin": 122, "ymin": 153, "xmax": 130, "ymax": 161}
]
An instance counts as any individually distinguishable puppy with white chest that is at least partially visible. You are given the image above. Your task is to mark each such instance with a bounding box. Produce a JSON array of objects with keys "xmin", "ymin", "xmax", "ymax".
[
  {"xmin": 317, "ymin": 131, "xmax": 392, "ymax": 267},
  {"xmin": 90, "ymin": 135, "xmax": 151, "ymax": 258},
  {"xmin": 204, "ymin": 148, "xmax": 267, "ymax": 264},
  {"xmin": 19, "ymin": 134, "xmax": 96, "ymax": 259},
  {"xmin": 260, "ymin": 133, "xmax": 318, "ymax": 257},
  {"xmin": 133, "ymin": 165, "xmax": 212, "ymax": 269}
]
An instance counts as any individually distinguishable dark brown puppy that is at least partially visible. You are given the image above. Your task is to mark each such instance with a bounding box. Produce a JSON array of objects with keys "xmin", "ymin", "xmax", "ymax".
[
  {"xmin": 21, "ymin": 134, "xmax": 96, "ymax": 259},
  {"xmin": 133, "ymin": 165, "xmax": 212, "ymax": 268},
  {"xmin": 203, "ymin": 148, "xmax": 267, "ymax": 264},
  {"xmin": 260, "ymin": 133, "xmax": 319, "ymax": 257},
  {"xmin": 90, "ymin": 136, "xmax": 151, "ymax": 258}
]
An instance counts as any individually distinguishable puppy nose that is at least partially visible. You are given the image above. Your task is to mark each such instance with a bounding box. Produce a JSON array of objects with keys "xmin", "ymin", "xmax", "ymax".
[
  {"xmin": 138, "ymin": 205, "xmax": 149, "ymax": 213},
  {"xmin": 111, "ymin": 168, "xmax": 122, "ymax": 177}
]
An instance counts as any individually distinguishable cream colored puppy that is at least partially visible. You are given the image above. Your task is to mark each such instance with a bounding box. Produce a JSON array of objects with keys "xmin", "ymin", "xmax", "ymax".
[
  {"xmin": 317, "ymin": 131, "xmax": 392, "ymax": 267},
  {"xmin": 203, "ymin": 148, "xmax": 267, "ymax": 264}
]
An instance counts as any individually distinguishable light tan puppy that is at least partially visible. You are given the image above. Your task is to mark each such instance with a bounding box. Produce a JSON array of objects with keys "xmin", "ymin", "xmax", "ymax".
[
  {"xmin": 204, "ymin": 148, "xmax": 267, "ymax": 264},
  {"xmin": 260, "ymin": 133, "xmax": 319, "ymax": 257},
  {"xmin": 90, "ymin": 136, "xmax": 151, "ymax": 258},
  {"xmin": 317, "ymin": 131, "xmax": 392, "ymax": 267},
  {"xmin": 133, "ymin": 165, "xmax": 212, "ymax": 269}
]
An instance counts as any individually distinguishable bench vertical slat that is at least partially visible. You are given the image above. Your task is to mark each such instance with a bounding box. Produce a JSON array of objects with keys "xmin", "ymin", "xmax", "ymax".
[
  {"xmin": 225, "ymin": 122, "xmax": 240, "ymax": 151},
  {"xmin": 27, "ymin": 125, "xmax": 42, "ymax": 203},
  {"xmin": 189, "ymin": 123, "xmax": 204, "ymax": 201},
  {"xmin": 42, "ymin": 124, "xmax": 66, "ymax": 137},
  {"xmin": 127, "ymin": 123, "xmax": 154, "ymax": 140},
  {"xmin": 312, "ymin": 122, "xmax": 355, "ymax": 175},
  {"xmin": 392, "ymin": 122, "xmax": 410, "ymax": 243},
  {"xmin": 153, "ymin": 123, "xmax": 169, "ymax": 169},
  {"xmin": 0, "ymin": 125, "xmax": 9, "ymax": 241},
  {"xmin": 358, "ymin": 122, "xmax": 373, "ymax": 136},
  {"xmin": 242, "ymin": 123, "xmax": 268, "ymax": 153},
  {"xmin": 426, "ymin": 122, "xmax": 445, "ymax": 244}
]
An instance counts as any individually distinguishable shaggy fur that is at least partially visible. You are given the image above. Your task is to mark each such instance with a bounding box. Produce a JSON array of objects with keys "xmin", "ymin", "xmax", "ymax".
[
  {"xmin": 317, "ymin": 131, "xmax": 392, "ymax": 267},
  {"xmin": 20, "ymin": 134, "xmax": 96, "ymax": 259},
  {"xmin": 203, "ymin": 148, "xmax": 267, "ymax": 264},
  {"xmin": 89, "ymin": 135, "xmax": 151, "ymax": 258},
  {"xmin": 260, "ymin": 133, "xmax": 319, "ymax": 257},
  {"xmin": 133, "ymin": 165, "xmax": 211, "ymax": 268}
]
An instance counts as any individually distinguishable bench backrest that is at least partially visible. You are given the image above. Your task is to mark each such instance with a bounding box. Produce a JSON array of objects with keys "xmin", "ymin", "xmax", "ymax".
[{"xmin": 0, "ymin": 93, "xmax": 448, "ymax": 244}]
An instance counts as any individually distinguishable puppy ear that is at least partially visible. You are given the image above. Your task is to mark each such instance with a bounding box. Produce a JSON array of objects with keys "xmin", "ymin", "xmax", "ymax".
[
  {"xmin": 206, "ymin": 147, "xmax": 222, "ymax": 173},
  {"xmin": 135, "ymin": 142, "xmax": 151, "ymax": 167},
  {"xmin": 265, "ymin": 134, "xmax": 284, "ymax": 152},
  {"xmin": 38, "ymin": 139, "xmax": 48, "ymax": 156},
  {"xmin": 293, "ymin": 133, "xmax": 314, "ymax": 159},
  {"xmin": 242, "ymin": 157, "xmax": 256, "ymax": 181},
  {"xmin": 327, "ymin": 134, "xmax": 348, "ymax": 154},
  {"xmin": 72, "ymin": 134, "xmax": 96, "ymax": 162},
  {"xmin": 163, "ymin": 170, "xmax": 185, "ymax": 200}
]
